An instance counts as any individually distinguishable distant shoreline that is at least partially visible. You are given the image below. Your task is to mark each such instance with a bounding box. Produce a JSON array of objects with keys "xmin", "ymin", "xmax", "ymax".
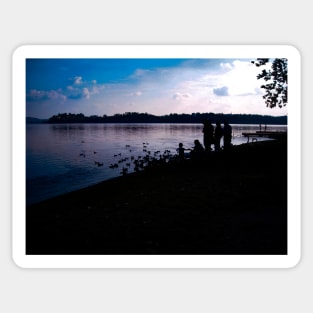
[{"xmin": 26, "ymin": 112, "xmax": 287, "ymax": 125}]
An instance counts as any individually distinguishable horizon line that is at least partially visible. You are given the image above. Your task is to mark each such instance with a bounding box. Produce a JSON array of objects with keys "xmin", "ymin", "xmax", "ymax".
[{"xmin": 27, "ymin": 111, "xmax": 288, "ymax": 120}]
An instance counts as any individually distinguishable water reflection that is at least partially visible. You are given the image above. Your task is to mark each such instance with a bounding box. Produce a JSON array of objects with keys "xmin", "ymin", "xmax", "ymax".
[{"xmin": 26, "ymin": 123, "xmax": 287, "ymax": 205}]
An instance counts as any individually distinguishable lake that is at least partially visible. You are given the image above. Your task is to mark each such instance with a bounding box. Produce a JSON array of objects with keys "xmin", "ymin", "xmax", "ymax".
[{"xmin": 26, "ymin": 123, "xmax": 287, "ymax": 205}]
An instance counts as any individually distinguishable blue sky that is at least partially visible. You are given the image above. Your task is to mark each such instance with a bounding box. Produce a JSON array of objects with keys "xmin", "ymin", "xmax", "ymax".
[{"xmin": 26, "ymin": 58, "xmax": 288, "ymax": 119}]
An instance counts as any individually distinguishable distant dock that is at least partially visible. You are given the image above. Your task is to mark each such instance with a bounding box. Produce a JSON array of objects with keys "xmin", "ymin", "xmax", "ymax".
[{"xmin": 242, "ymin": 131, "xmax": 287, "ymax": 143}]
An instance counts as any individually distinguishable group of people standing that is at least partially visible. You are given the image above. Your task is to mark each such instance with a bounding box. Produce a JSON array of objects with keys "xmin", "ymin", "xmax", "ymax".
[
  {"xmin": 202, "ymin": 119, "xmax": 232, "ymax": 152},
  {"xmin": 177, "ymin": 119, "xmax": 232, "ymax": 161}
]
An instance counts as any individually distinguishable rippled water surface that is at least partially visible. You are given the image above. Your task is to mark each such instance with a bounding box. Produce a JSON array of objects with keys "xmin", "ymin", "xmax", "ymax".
[{"xmin": 26, "ymin": 123, "xmax": 287, "ymax": 205}]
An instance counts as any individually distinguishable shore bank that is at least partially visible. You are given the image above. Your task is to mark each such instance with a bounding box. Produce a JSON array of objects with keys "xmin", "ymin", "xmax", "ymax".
[{"xmin": 26, "ymin": 137, "xmax": 287, "ymax": 255}]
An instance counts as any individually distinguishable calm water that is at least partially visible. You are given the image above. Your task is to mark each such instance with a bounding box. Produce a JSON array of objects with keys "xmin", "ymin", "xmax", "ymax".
[{"xmin": 26, "ymin": 123, "xmax": 287, "ymax": 205}]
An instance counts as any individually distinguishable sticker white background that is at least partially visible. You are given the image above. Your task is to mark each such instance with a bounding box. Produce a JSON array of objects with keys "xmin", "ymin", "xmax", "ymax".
[{"xmin": 2, "ymin": 1, "xmax": 311, "ymax": 312}]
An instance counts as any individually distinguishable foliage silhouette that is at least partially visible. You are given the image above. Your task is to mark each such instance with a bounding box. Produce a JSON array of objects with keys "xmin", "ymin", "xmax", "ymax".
[{"xmin": 252, "ymin": 58, "xmax": 288, "ymax": 108}]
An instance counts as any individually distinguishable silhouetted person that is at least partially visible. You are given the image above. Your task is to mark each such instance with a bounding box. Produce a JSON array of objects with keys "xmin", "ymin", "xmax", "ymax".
[
  {"xmin": 202, "ymin": 119, "xmax": 214, "ymax": 152},
  {"xmin": 223, "ymin": 121, "xmax": 232, "ymax": 150},
  {"xmin": 176, "ymin": 142, "xmax": 190, "ymax": 161},
  {"xmin": 190, "ymin": 139, "xmax": 205, "ymax": 161},
  {"xmin": 214, "ymin": 121, "xmax": 223, "ymax": 152}
]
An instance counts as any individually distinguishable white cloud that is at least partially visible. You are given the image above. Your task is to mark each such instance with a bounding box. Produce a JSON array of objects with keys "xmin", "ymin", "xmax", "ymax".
[
  {"xmin": 27, "ymin": 89, "xmax": 67, "ymax": 102},
  {"xmin": 220, "ymin": 62, "xmax": 233, "ymax": 71},
  {"xmin": 27, "ymin": 76, "xmax": 107, "ymax": 103},
  {"xmin": 131, "ymin": 69, "xmax": 152, "ymax": 79},
  {"xmin": 90, "ymin": 85, "xmax": 102, "ymax": 95},
  {"xmin": 218, "ymin": 60, "xmax": 262, "ymax": 96},
  {"xmin": 74, "ymin": 76, "xmax": 83, "ymax": 85},
  {"xmin": 112, "ymin": 60, "xmax": 285, "ymax": 116},
  {"xmin": 173, "ymin": 92, "xmax": 192, "ymax": 101},
  {"xmin": 213, "ymin": 86, "xmax": 229, "ymax": 96},
  {"xmin": 82, "ymin": 88, "xmax": 90, "ymax": 99},
  {"xmin": 65, "ymin": 78, "xmax": 106, "ymax": 100},
  {"xmin": 131, "ymin": 91, "xmax": 142, "ymax": 96}
]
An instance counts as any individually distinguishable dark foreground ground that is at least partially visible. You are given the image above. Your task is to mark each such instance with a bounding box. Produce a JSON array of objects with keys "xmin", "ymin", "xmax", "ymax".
[{"xmin": 26, "ymin": 137, "xmax": 287, "ymax": 255}]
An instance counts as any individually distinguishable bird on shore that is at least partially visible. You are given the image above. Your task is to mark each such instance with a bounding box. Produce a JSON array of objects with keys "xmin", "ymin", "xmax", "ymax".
[{"xmin": 120, "ymin": 167, "xmax": 128, "ymax": 175}]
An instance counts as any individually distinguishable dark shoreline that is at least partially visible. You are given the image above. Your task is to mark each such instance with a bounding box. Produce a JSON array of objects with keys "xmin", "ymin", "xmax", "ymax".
[
  {"xmin": 30, "ymin": 112, "xmax": 287, "ymax": 125},
  {"xmin": 26, "ymin": 137, "xmax": 287, "ymax": 255}
]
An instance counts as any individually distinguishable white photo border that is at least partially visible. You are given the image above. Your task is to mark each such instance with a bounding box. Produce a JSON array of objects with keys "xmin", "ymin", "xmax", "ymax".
[{"xmin": 12, "ymin": 45, "xmax": 301, "ymax": 268}]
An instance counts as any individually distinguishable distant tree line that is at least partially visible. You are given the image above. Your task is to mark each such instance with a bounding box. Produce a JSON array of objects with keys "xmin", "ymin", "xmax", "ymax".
[{"xmin": 43, "ymin": 112, "xmax": 287, "ymax": 125}]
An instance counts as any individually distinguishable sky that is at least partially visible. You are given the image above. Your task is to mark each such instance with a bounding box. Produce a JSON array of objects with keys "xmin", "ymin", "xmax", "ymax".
[{"xmin": 26, "ymin": 58, "xmax": 288, "ymax": 119}]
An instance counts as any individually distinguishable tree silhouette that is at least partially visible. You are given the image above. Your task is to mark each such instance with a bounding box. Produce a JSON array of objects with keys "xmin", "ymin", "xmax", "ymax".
[
  {"xmin": 252, "ymin": 58, "xmax": 288, "ymax": 108},
  {"xmin": 46, "ymin": 112, "xmax": 287, "ymax": 125}
]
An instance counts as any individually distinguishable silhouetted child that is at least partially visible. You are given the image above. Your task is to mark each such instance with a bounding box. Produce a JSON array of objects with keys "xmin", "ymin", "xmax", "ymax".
[
  {"xmin": 177, "ymin": 142, "xmax": 190, "ymax": 161},
  {"xmin": 190, "ymin": 139, "xmax": 205, "ymax": 160}
]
